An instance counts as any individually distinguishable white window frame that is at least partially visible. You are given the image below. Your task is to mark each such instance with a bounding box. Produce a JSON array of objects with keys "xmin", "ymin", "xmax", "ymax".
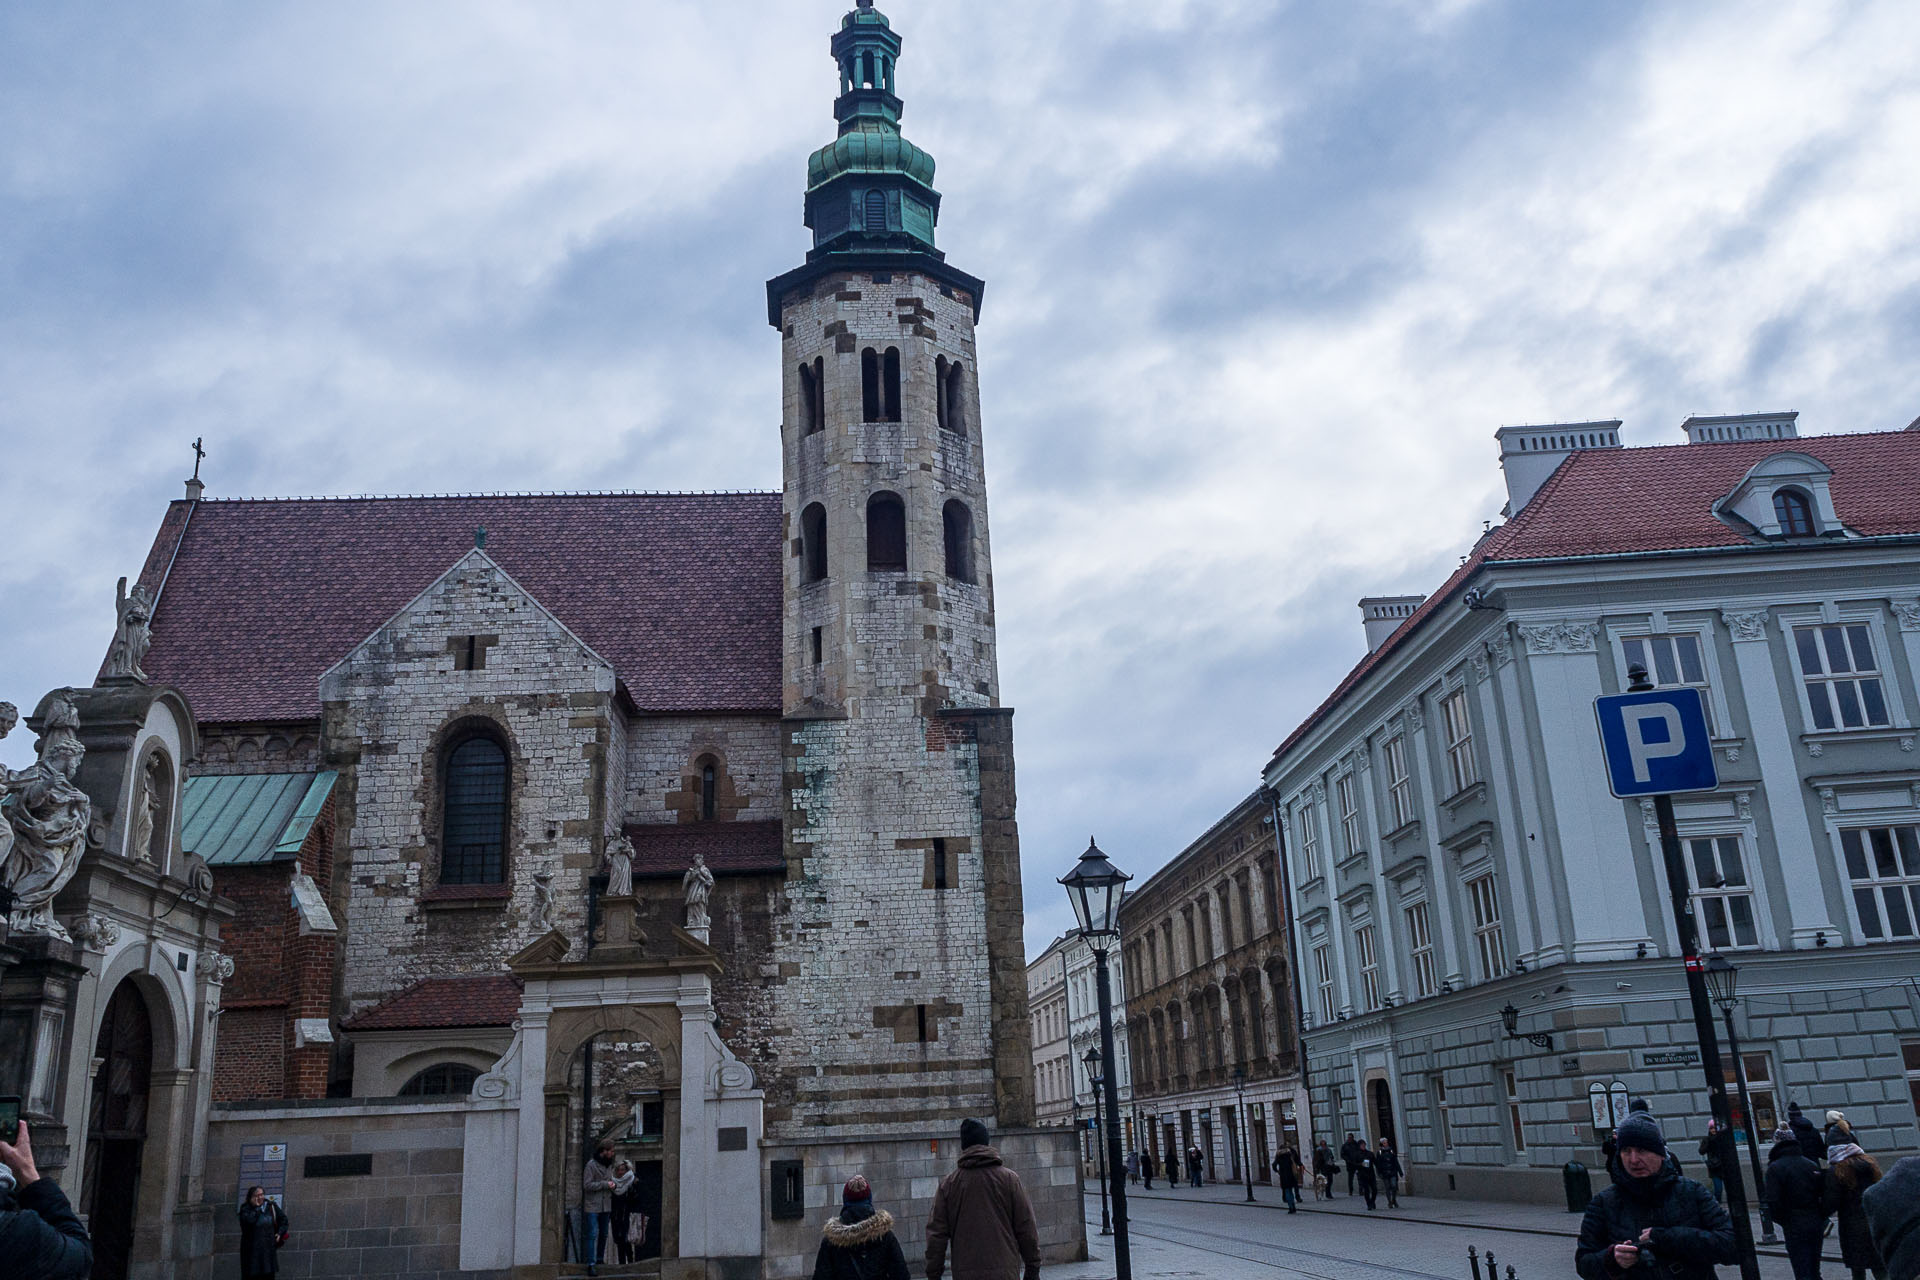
[
  {"xmin": 1296, "ymin": 804, "xmax": 1321, "ymax": 882},
  {"xmin": 1441, "ymin": 689, "xmax": 1478, "ymax": 794},
  {"xmin": 1404, "ymin": 900, "xmax": 1437, "ymax": 999},
  {"xmin": 1504, "ymin": 1067, "xmax": 1527, "ymax": 1156},
  {"xmin": 1610, "ymin": 623, "xmax": 1729, "ymax": 738},
  {"xmin": 1336, "ymin": 773, "xmax": 1363, "ymax": 859},
  {"xmin": 1683, "ymin": 833, "xmax": 1762, "ymax": 951},
  {"xmin": 1355, "ymin": 924, "xmax": 1381, "ymax": 1011},
  {"xmin": 1431, "ymin": 1074, "xmax": 1453, "ymax": 1157},
  {"xmin": 1384, "ymin": 736, "xmax": 1413, "ymax": 829},
  {"xmin": 1313, "ymin": 943, "xmax": 1335, "ymax": 1025},
  {"xmin": 1467, "ymin": 874, "xmax": 1507, "ymax": 981},
  {"xmin": 1777, "ymin": 606, "xmax": 1908, "ymax": 734},
  {"xmin": 1839, "ymin": 823, "xmax": 1920, "ymax": 943}
]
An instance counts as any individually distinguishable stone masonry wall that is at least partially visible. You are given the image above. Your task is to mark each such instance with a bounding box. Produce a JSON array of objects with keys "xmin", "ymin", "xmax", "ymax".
[
  {"xmin": 624, "ymin": 715, "xmax": 783, "ymax": 824},
  {"xmin": 319, "ymin": 552, "xmax": 616, "ymax": 1014}
]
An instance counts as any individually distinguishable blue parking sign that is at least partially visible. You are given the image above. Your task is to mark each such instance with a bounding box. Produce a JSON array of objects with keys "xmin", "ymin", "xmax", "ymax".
[{"xmin": 1594, "ymin": 686, "xmax": 1719, "ymax": 798}]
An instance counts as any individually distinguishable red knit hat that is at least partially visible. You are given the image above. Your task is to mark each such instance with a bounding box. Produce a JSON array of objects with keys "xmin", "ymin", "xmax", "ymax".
[{"xmin": 843, "ymin": 1174, "xmax": 871, "ymax": 1204}]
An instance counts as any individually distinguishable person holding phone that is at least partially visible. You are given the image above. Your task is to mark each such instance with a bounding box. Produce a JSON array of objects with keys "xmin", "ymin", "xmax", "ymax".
[
  {"xmin": 1577, "ymin": 1114, "xmax": 1736, "ymax": 1280},
  {"xmin": 238, "ymin": 1185, "xmax": 289, "ymax": 1278},
  {"xmin": 0, "ymin": 1114, "xmax": 93, "ymax": 1280}
]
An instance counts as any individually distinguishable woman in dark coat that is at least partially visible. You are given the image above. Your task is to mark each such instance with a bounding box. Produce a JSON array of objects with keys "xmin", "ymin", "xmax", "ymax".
[
  {"xmin": 237, "ymin": 1185, "xmax": 287, "ymax": 1280},
  {"xmin": 813, "ymin": 1174, "xmax": 909, "ymax": 1280},
  {"xmin": 1823, "ymin": 1140, "xmax": 1887, "ymax": 1280},
  {"xmin": 1140, "ymin": 1148, "xmax": 1156, "ymax": 1189},
  {"xmin": 1272, "ymin": 1143, "xmax": 1304, "ymax": 1213},
  {"xmin": 1764, "ymin": 1128, "xmax": 1828, "ymax": 1280},
  {"xmin": 1376, "ymin": 1139, "xmax": 1404, "ymax": 1209}
]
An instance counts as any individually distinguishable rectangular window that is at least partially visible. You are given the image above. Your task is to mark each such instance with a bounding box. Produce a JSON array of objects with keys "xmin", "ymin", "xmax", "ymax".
[
  {"xmin": 1337, "ymin": 774, "xmax": 1362, "ymax": 858},
  {"xmin": 1467, "ymin": 875, "xmax": 1507, "ymax": 980},
  {"xmin": 1238, "ymin": 876, "xmax": 1257, "ymax": 947},
  {"xmin": 1432, "ymin": 1075, "xmax": 1453, "ymax": 1156},
  {"xmin": 1217, "ymin": 886, "xmax": 1235, "ymax": 952},
  {"xmin": 1724, "ymin": 1052, "xmax": 1778, "ymax": 1143},
  {"xmin": 1795, "ymin": 623, "xmax": 1891, "ymax": 730},
  {"xmin": 932, "ymin": 838, "xmax": 950, "ymax": 890},
  {"xmin": 1504, "ymin": 1068, "xmax": 1527, "ymax": 1155},
  {"xmin": 810, "ymin": 626, "xmax": 823, "ymax": 666},
  {"xmin": 1405, "ymin": 901, "xmax": 1437, "ymax": 998},
  {"xmin": 1623, "ymin": 633, "xmax": 1716, "ymax": 734},
  {"xmin": 1685, "ymin": 836, "xmax": 1759, "ymax": 949},
  {"xmin": 1841, "ymin": 826, "xmax": 1920, "ymax": 940},
  {"xmin": 1355, "ymin": 925, "xmax": 1381, "ymax": 1011},
  {"xmin": 1903, "ymin": 1042, "xmax": 1920, "ymax": 1126},
  {"xmin": 1442, "ymin": 690, "xmax": 1478, "ymax": 793},
  {"xmin": 1313, "ymin": 944, "xmax": 1335, "ymax": 1024},
  {"xmin": 1297, "ymin": 807, "xmax": 1321, "ymax": 880},
  {"xmin": 1384, "ymin": 737, "xmax": 1413, "ymax": 828}
]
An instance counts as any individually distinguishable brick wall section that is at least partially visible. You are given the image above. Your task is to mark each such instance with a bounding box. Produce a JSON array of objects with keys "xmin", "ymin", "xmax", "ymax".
[
  {"xmin": 195, "ymin": 724, "xmax": 324, "ymax": 775},
  {"xmin": 625, "ymin": 715, "xmax": 783, "ymax": 824},
  {"xmin": 211, "ymin": 795, "xmax": 341, "ymax": 1101}
]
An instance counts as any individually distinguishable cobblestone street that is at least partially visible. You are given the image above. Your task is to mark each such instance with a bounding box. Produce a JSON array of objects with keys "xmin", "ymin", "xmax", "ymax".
[{"xmin": 1046, "ymin": 1180, "xmax": 1809, "ymax": 1280}]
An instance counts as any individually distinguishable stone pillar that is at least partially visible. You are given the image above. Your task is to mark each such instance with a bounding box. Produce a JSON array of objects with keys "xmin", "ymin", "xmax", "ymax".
[
  {"xmin": 1721, "ymin": 609, "xmax": 1836, "ymax": 946},
  {"xmin": 129, "ymin": 1065, "xmax": 196, "ymax": 1280},
  {"xmin": 0, "ymin": 934, "xmax": 86, "ymax": 1178},
  {"xmin": 512, "ymin": 1005, "xmax": 551, "ymax": 1268}
]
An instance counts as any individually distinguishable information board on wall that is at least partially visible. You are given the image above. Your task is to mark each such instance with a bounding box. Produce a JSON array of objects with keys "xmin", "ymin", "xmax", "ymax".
[{"xmin": 237, "ymin": 1141, "xmax": 288, "ymax": 1209}]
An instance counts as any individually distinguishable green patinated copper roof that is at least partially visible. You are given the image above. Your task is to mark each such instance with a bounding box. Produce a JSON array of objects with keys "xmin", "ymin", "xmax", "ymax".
[
  {"xmin": 182, "ymin": 770, "xmax": 337, "ymax": 866},
  {"xmin": 843, "ymin": 6, "xmax": 890, "ymax": 29},
  {"xmin": 807, "ymin": 120, "xmax": 936, "ymax": 192}
]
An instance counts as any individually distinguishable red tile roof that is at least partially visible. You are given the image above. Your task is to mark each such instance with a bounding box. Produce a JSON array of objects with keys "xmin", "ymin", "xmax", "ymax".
[
  {"xmin": 133, "ymin": 493, "xmax": 783, "ymax": 723},
  {"xmin": 627, "ymin": 820, "xmax": 785, "ymax": 877},
  {"xmin": 343, "ymin": 973, "xmax": 523, "ymax": 1031},
  {"xmin": 1272, "ymin": 430, "xmax": 1920, "ymax": 761}
]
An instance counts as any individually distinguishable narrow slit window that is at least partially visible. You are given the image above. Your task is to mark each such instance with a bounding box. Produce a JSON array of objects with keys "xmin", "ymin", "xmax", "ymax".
[
  {"xmin": 944, "ymin": 361, "xmax": 965, "ymax": 435},
  {"xmin": 700, "ymin": 760, "xmax": 717, "ymax": 821},
  {"xmin": 799, "ymin": 362, "xmax": 821, "ymax": 435},
  {"xmin": 801, "ymin": 502, "xmax": 828, "ymax": 583},
  {"xmin": 935, "ymin": 356, "xmax": 949, "ymax": 432},
  {"xmin": 943, "ymin": 500, "xmax": 975, "ymax": 583},
  {"xmin": 916, "ymin": 1003, "xmax": 929, "ymax": 1042},
  {"xmin": 883, "ymin": 347, "xmax": 901, "ymax": 421},
  {"xmin": 933, "ymin": 838, "xmax": 950, "ymax": 890},
  {"xmin": 810, "ymin": 626, "xmax": 823, "ymax": 667},
  {"xmin": 862, "ymin": 348, "xmax": 881, "ymax": 422}
]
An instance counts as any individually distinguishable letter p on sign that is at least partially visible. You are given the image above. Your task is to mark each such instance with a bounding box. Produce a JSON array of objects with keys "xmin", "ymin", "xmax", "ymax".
[{"xmin": 1595, "ymin": 687, "xmax": 1719, "ymax": 798}]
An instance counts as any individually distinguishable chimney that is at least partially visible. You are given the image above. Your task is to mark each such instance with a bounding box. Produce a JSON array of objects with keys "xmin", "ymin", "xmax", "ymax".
[
  {"xmin": 1359, "ymin": 596, "xmax": 1424, "ymax": 652},
  {"xmin": 1494, "ymin": 420, "xmax": 1623, "ymax": 515},
  {"xmin": 184, "ymin": 476, "xmax": 205, "ymax": 501},
  {"xmin": 1680, "ymin": 411, "xmax": 1798, "ymax": 444}
]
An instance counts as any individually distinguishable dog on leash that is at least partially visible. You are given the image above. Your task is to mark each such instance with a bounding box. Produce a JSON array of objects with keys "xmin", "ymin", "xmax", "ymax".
[{"xmin": 1312, "ymin": 1172, "xmax": 1330, "ymax": 1200}]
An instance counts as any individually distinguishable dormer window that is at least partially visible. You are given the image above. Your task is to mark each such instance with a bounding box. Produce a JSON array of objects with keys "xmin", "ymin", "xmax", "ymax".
[{"xmin": 1773, "ymin": 488, "xmax": 1816, "ymax": 537}]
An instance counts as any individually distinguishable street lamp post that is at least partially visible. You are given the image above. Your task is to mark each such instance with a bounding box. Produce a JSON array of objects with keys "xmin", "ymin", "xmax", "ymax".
[
  {"xmin": 1704, "ymin": 955, "xmax": 1777, "ymax": 1245},
  {"xmin": 1061, "ymin": 838, "xmax": 1132, "ymax": 1280},
  {"xmin": 1233, "ymin": 1066, "xmax": 1255, "ymax": 1202},
  {"xmin": 1085, "ymin": 1047, "xmax": 1112, "ymax": 1235}
]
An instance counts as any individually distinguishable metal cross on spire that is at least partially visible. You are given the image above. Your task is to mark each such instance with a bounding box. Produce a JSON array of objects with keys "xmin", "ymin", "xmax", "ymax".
[{"xmin": 190, "ymin": 437, "xmax": 207, "ymax": 481}]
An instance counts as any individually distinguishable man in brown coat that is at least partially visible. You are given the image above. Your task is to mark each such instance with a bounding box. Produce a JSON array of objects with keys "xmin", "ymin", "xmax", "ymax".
[{"xmin": 927, "ymin": 1120, "xmax": 1041, "ymax": 1280}]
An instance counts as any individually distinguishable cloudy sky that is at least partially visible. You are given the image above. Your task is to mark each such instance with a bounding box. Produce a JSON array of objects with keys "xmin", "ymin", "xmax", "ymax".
[{"xmin": 3, "ymin": 1, "xmax": 1918, "ymax": 956}]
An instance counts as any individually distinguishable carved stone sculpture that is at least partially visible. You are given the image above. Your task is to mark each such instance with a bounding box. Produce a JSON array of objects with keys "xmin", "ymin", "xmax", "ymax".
[
  {"xmin": 1, "ymin": 693, "xmax": 94, "ymax": 941},
  {"xmin": 683, "ymin": 851, "xmax": 715, "ymax": 932},
  {"xmin": 131, "ymin": 753, "xmax": 165, "ymax": 863},
  {"xmin": 66, "ymin": 913, "xmax": 120, "ymax": 952},
  {"xmin": 605, "ymin": 833, "xmax": 635, "ymax": 897},
  {"xmin": 199, "ymin": 950, "xmax": 235, "ymax": 984},
  {"xmin": 532, "ymin": 870, "xmax": 559, "ymax": 932},
  {"xmin": 0, "ymin": 703, "xmax": 17, "ymax": 881},
  {"xmin": 104, "ymin": 577, "xmax": 155, "ymax": 682}
]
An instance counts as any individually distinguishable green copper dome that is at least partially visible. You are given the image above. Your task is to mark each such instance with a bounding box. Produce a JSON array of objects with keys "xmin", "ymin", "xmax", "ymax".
[{"xmin": 807, "ymin": 120, "xmax": 935, "ymax": 193}]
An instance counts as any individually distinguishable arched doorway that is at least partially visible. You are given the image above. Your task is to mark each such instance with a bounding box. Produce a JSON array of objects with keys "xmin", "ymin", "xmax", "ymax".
[
  {"xmin": 1369, "ymin": 1077, "xmax": 1396, "ymax": 1150},
  {"xmin": 83, "ymin": 979, "xmax": 153, "ymax": 1280}
]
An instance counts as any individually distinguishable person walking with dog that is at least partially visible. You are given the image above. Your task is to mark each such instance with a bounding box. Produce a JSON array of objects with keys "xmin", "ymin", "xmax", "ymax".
[
  {"xmin": 1341, "ymin": 1134, "xmax": 1363, "ymax": 1197},
  {"xmin": 1313, "ymin": 1138, "xmax": 1340, "ymax": 1198}
]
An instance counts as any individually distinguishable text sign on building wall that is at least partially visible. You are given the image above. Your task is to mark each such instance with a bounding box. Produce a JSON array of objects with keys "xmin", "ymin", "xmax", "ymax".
[
  {"xmin": 1594, "ymin": 687, "xmax": 1719, "ymax": 798},
  {"xmin": 237, "ymin": 1141, "xmax": 288, "ymax": 1209}
]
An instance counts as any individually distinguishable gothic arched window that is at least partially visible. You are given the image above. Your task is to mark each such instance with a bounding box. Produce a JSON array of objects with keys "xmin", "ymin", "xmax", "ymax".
[
  {"xmin": 867, "ymin": 492, "xmax": 907, "ymax": 571},
  {"xmin": 442, "ymin": 734, "xmax": 508, "ymax": 885},
  {"xmin": 699, "ymin": 757, "xmax": 718, "ymax": 821},
  {"xmin": 801, "ymin": 502, "xmax": 828, "ymax": 583},
  {"xmin": 799, "ymin": 361, "xmax": 824, "ymax": 435},
  {"xmin": 943, "ymin": 500, "xmax": 975, "ymax": 583},
  {"xmin": 943, "ymin": 360, "xmax": 966, "ymax": 435},
  {"xmin": 1774, "ymin": 487, "xmax": 1816, "ymax": 537}
]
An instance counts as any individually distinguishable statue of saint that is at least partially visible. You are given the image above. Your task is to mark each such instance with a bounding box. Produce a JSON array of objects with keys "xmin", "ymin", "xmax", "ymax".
[
  {"xmin": 2, "ymin": 694, "xmax": 94, "ymax": 941},
  {"xmin": 682, "ymin": 851, "xmax": 715, "ymax": 931},
  {"xmin": 0, "ymin": 703, "xmax": 18, "ymax": 877},
  {"xmin": 104, "ymin": 577, "xmax": 154, "ymax": 682},
  {"xmin": 531, "ymin": 870, "xmax": 559, "ymax": 933},
  {"xmin": 131, "ymin": 752, "xmax": 165, "ymax": 862},
  {"xmin": 604, "ymin": 834, "xmax": 634, "ymax": 897}
]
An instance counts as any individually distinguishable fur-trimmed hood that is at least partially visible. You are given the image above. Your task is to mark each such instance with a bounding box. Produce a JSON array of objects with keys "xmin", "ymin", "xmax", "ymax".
[{"xmin": 822, "ymin": 1208, "xmax": 895, "ymax": 1248}]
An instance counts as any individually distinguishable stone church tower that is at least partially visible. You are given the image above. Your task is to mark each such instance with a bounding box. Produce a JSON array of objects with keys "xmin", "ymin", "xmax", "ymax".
[{"xmin": 763, "ymin": 0, "xmax": 1035, "ymax": 1142}]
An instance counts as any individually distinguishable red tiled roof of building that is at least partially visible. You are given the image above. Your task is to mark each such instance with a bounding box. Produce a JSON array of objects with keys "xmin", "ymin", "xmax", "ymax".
[
  {"xmin": 1271, "ymin": 430, "xmax": 1920, "ymax": 762},
  {"xmin": 342, "ymin": 973, "xmax": 523, "ymax": 1031},
  {"xmin": 627, "ymin": 820, "xmax": 785, "ymax": 877},
  {"xmin": 132, "ymin": 493, "xmax": 783, "ymax": 723}
]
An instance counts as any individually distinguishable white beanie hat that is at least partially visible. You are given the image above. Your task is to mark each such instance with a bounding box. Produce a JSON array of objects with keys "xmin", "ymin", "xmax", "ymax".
[{"xmin": 1828, "ymin": 1110, "xmax": 1846, "ymax": 1126}]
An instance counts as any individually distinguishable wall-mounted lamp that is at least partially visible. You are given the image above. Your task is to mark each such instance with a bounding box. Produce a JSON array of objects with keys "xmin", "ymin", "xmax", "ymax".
[{"xmin": 1499, "ymin": 1002, "xmax": 1553, "ymax": 1050}]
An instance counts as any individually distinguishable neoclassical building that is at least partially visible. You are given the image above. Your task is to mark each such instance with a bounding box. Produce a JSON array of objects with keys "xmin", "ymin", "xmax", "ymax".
[
  {"xmin": 1118, "ymin": 790, "xmax": 1304, "ymax": 1183},
  {"xmin": 1269, "ymin": 412, "xmax": 1920, "ymax": 1203},
  {"xmin": 1028, "ymin": 931, "xmax": 1135, "ymax": 1160},
  {"xmin": 104, "ymin": 4, "xmax": 1083, "ymax": 1277}
]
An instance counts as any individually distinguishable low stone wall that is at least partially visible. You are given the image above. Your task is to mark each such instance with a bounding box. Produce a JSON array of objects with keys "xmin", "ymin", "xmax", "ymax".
[
  {"xmin": 763, "ymin": 1127, "xmax": 1086, "ymax": 1280},
  {"xmin": 203, "ymin": 1098, "xmax": 502, "ymax": 1280}
]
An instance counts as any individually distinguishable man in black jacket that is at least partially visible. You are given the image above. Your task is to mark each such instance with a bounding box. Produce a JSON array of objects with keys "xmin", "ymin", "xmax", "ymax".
[
  {"xmin": 1763, "ymin": 1127, "xmax": 1828, "ymax": 1280},
  {"xmin": 0, "ymin": 1120, "xmax": 92, "ymax": 1280},
  {"xmin": 1576, "ymin": 1113, "xmax": 1736, "ymax": 1280},
  {"xmin": 1341, "ymin": 1135, "xmax": 1363, "ymax": 1197}
]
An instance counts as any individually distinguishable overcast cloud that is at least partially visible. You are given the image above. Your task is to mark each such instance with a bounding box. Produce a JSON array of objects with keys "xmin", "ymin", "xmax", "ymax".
[{"xmin": 3, "ymin": 1, "xmax": 1918, "ymax": 957}]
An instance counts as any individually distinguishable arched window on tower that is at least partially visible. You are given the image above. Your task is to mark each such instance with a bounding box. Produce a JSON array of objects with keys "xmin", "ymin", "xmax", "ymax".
[
  {"xmin": 944, "ymin": 360, "xmax": 965, "ymax": 435},
  {"xmin": 943, "ymin": 500, "xmax": 975, "ymax": 583},
  {"xmin": 865, "ymin": 189, "xmax": 887, "ymax": 233},
  {"xmin": 798, "ymin": 361, "xmax": 822, "ymax": 435},
  {"xmin": 442, "ymin": 733, "xmax": 509, "ymax": 885},
  {"xmin": 867, "ymin": 492, "xmax": 907, "ymax": 571},
  {"xmin": 883, "ymin": 347, "xmax": 901, "ymax": 421},
  {"xmin": 862, "ymin": 348, "xmax": 881, "ymax": 422},
  {"xmin": 1774, "ymin": 487, "xmax": 1816, "ymax": 537},
  {"xmin": 801, "ymin": 502, "xmax": 828, "ymax": 583},
  {"xmin": 935, "ymin": 356, "xmax": 950, "ymax": 432}
]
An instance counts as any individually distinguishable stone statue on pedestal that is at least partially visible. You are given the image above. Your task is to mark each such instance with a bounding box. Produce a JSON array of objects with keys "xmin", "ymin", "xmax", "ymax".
[
  {"xmin": 531, "ymin": 870, "xmax": 559, "ymax": 933},
  {"xmin": 682, "ymin": 851, "xmax": 714, "ymax": 932},
  {"xmin": 130, "ymin": 752, "xmax": 165, "ymax": 863},
  {"xmin": 1, "ymin": 693, "xmax": 94, "ymax": 941},
  {"xmin": 604, "ymin": 834, "xmax": 634, "ymax": 897},
  {"xmin": 103, "ymin": 577, "xmax": 154, "ymax": 682}
]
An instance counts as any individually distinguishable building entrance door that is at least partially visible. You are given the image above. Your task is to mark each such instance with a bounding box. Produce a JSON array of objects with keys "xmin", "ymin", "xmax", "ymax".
[
  {"xmin": 1199, "ymin": 1116, "xmax": 1214, "ymax": 1182},
  {"xmin": 1370, "ymin": 1078, "xmax": 1396, "ymax": 1148},
  {"xmin": 82, "ymin": 980, "xmax": 153, "ymax": 1280},
  {"xmin": 1252, "ymin": 1108, "xmax": 1271, "ymax": 1182}
]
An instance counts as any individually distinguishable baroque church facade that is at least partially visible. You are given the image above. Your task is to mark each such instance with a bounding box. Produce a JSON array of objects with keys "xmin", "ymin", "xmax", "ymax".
[{"xmin": 68, "ymin": 4, "xmax": 1078, "ymax": 1277}]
